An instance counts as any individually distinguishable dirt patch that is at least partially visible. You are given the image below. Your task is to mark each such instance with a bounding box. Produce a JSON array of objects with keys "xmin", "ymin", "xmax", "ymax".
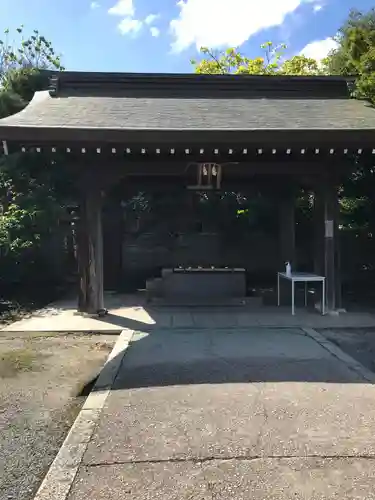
[
  {"xmin": 0, "ymin": 331, "xmax": 116, "ymax": 500},
  {"xmin": 0, "ymin": 348, "xmax": 48, "ymax": 378},
  {"xmin": 319, "ymin": 328, "xmax": 375, "ymax": 373}
]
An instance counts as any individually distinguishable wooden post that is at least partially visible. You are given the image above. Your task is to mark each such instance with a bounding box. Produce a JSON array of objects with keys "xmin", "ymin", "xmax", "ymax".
[
  {"xmin": 334, "ymin": 191, "xmax": 343, "ymax": 310},
  {"xmin": 279, "ymin": 189, "xmax": 296, "ymax": 270},
  {"xmin": 77, "ymin": 186, "xmax": 105, "ymax": 314},
  {"xmin": 321, "ymin": 179, "xmax": 341, "ymax": 312},
  {"xmin": 313, "ymin": 188, "xmax": 324, "ymax": 277}
]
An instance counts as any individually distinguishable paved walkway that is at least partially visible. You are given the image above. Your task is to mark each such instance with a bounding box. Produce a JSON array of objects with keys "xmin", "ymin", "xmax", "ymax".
[
  {"xmin": 54, "ymin": 326, "xmax": 375, "ymax": 499},
  {"xmin": 3, "ymin": 294, "xmax": 375, "ymax": 332}
]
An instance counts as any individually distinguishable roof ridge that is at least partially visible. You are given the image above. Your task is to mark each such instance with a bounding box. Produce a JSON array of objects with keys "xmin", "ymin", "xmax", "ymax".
[{"xmin": 44, "ymin": 70, "xmax": 351, "ymax": 99}]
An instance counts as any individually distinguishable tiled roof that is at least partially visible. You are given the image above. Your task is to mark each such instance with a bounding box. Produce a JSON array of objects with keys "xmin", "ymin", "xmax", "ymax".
[{"xmin": 0, "ymin": 71, "xmax": 374, "ymax": 143}]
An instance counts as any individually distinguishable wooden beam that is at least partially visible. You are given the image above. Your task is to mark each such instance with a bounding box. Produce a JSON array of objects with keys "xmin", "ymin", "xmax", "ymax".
[
  {"xmin": 69, "ymin": 159, "xmax": 349, "ymax": 179},
  {"xmin": 4, "ymin": 125, "xmax": 375, "ymax": 145}
]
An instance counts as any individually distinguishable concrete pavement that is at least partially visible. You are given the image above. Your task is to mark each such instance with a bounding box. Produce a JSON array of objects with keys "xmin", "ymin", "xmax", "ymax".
[
  {"xmin": 53, "ymin": 326, "xmax": 375, "ymax": 499},
  {"xmin": 3, "ymin": 293, "xmax": 375, "ymax": 333}
]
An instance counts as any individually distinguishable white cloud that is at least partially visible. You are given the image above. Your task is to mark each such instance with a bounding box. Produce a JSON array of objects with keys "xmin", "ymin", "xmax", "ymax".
[
  {"xmin": 150, "ymin": 27, "xmax": 161, "ymax": 37},
  {"xmin": 118, "ymin": 17, "xmax": 143, "ymax": 35},
  {"xmin": 109, "ymin": 2, "xmax": 161, "ymax": 38},
  {"xmin": 108, "ymin": 0, "xmax": 134, "ymax": 17},
  {"xmin": 170, "ymin": 0, "xmax": 323, "ymax": 52},
  {"xmin": 306, "ymin": 0, "xmax": 326, "ymax": 12},
  {"xmin": 299, "ymin": 37, "xmax": 338, "ymax": 60},
  {"xmin": 90, "ymin": 1, "xmax": 100, "ymax": 9},
  {"xmin": 145, "ymin": 13, "xmax": 160, "ymax": 25}
]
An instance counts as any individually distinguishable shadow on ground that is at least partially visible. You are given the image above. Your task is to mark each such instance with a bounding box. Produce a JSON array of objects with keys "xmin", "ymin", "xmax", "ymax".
[
  {"xmin": 96, "ymin": 313, "xmax": 151, "ymax": 332},
  {"xmin": 84, "ymin": 326, "xmax": 372, "ymax": 393}
]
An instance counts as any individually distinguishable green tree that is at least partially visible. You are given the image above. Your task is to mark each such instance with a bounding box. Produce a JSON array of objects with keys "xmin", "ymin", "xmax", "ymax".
[
  {"xmin": 280, "ymin": 55, "xmax": 322, "ymax": 75},
  {"xmin": 0, "ymin": 27, "xmax": 70, "ymax": 290},
  {"xmin": 191, "ymin": 42, "xmax": 323, "ymax": 75},
  {"xmin": 327, "ymin": 9, "xmax": 375, "ymax": 102},
  {"xmin": 308, "ymin": 9, "xmax": 375, "ymax": 277},
  {"xmin": 0, "ymin": 26, "xmax": 64, "ymax": 117}
]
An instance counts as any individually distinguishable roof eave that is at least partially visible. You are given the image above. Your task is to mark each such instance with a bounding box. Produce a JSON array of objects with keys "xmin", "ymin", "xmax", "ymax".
[{"xmin": 0, "ymin": 126, "xmax": 374, "ymax": 146}]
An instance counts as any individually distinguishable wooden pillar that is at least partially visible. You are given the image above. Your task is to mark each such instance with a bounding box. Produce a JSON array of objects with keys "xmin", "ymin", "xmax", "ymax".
[
  {"xmin": 313, "ymin": 189, "xmax": 324, "ymax": 277},
  {"xmin": 314, "ymin": 178, "xmax": 341, "ymax": 311},
  {"xmin": 334, "ymin": 189, "xmax": 343, "ymax": 310},
  {"xmin": 77, "ymin": 186, "xmax": 105, "ymax": 314},
  {"xmin": 324, "ymin": 182, "xmax": 336, "ymax": 311},
  {"xmin": 279, "ymin": 189, "xmax": 296, "ymax": 269},
  {"xmin": 96, "ymin": 194, "xmax": 104, "ymax": 311}
]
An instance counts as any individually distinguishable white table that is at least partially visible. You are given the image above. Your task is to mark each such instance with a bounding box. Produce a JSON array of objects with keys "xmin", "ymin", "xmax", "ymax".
[{"xmin": 277, "ymin": 272, "xmax": 325, "ymax": 316}]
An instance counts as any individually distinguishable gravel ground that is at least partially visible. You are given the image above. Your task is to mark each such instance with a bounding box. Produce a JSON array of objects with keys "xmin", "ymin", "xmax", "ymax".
[
  {"xmin": 320, "ymin": 328, "xmax": 375, "ymax": 373},
  {"xmin": 0, "ymin": 331, "xmax": 116, "ymax": 500}
]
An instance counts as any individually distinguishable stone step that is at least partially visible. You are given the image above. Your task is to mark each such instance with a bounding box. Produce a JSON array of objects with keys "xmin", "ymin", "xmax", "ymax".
[
  {"xmin": 150, "ymin": 296, "xmax": 262, "ymax": 307},
  {"xmin": 145, "ymin": 278, "xmax": 164, "ymax": 299}
]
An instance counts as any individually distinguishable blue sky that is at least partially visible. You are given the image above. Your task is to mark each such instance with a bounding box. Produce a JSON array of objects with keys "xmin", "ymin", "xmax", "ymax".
[{"xmin": 0, "ymin": 0, "xmax": 374, "ymax": 73}]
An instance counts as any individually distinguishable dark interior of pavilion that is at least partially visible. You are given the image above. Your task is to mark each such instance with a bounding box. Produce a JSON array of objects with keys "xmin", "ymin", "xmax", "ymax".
[{"xmin": 97, "ymin": 173, "xmax": 373, "ymax": 311}]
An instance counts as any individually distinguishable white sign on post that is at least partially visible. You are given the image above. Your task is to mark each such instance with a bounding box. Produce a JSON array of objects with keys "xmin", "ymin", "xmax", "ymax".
[{"xmin": 325, "ymin": 220, "xmax": 334, "ymax": 238}]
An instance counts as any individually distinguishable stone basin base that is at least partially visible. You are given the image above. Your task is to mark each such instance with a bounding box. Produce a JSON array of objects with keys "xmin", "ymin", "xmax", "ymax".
[{"xmin": 148, "ymin": 268, "xmax": 247, "ymax": 301}]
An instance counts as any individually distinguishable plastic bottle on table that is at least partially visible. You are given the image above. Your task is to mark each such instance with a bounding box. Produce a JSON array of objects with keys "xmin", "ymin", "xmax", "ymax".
[{"xmin": 286, "ymin": 261, "xmax": 292, "ymax": 277}]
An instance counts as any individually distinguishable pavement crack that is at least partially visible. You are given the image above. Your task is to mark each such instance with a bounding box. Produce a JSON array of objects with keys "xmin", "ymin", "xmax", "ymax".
[
  {"xmin": 85, "ymin": 454, "xmax": 375, "ymax": 467},
  {"xmin": 254, "ymin": 393, "xmax": 268, "ymax": 450}
]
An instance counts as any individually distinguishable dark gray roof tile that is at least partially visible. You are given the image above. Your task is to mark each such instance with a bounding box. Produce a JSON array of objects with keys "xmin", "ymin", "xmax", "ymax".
[{"xmin": 1, "ymin": 90, "xmax": 375, "ymax": 131}]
